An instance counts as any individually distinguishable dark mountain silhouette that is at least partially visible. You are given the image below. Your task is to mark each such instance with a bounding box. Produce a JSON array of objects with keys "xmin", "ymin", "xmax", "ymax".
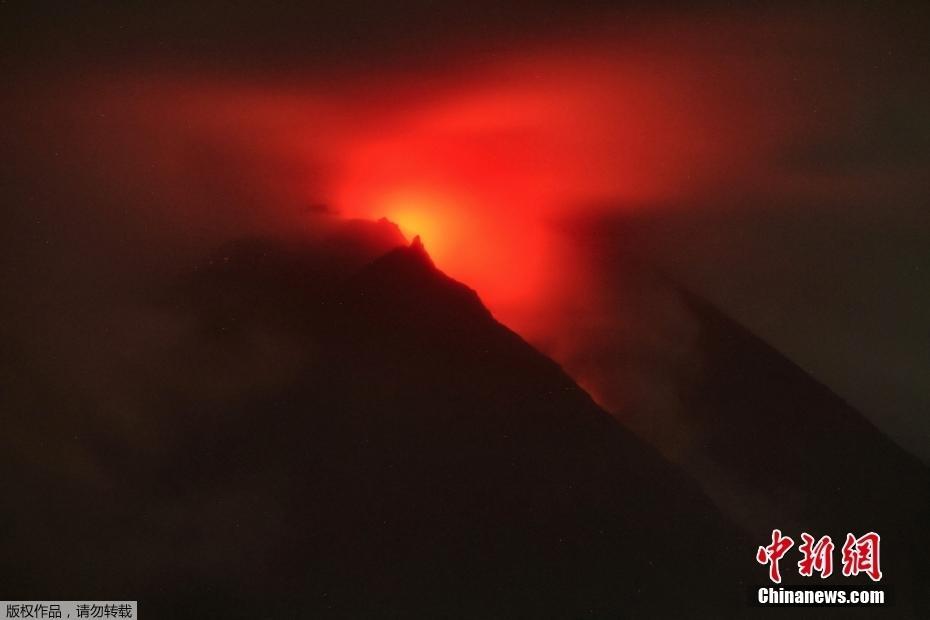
[
  {"xmin": 677, "ymin": 289, "xmax": 929, "ymax": 610},
  {"xmin": 2, "ymin": 236, "xmax": 751, "ymax": 618},
  {"xmin": 558, "ymin": 252, "xmax": 930, "ymax": 615},
  {"xmin": 2, "ymin": 232, "xmax": 926, "ymax": 618}
]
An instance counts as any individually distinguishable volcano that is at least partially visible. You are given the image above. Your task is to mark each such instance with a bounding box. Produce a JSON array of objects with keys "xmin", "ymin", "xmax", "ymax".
[
  {"xmin": 1, "ymin": 231, "xmax": 926, "ymax": 617},
  {"xmin": 3, "ymin": 234, "xmax": 747, "ymax": 617}
]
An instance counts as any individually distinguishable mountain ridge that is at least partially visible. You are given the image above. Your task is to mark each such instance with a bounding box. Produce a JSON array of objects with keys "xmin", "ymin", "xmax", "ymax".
[{"xmin": 2, "ymin": 229, "xmax": 925, "ymax": 617}]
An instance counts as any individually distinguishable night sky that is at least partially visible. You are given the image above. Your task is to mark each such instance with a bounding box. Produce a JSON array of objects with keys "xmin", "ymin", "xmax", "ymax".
[{"xmin": 2, "ymin": 1, "xmax": 929, "ymax": 460}]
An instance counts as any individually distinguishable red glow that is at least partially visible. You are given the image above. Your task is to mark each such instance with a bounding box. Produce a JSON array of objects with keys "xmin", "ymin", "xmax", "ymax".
[
  {"xmin": 58, "ymin": 15, "xmax": 819, "ymax": 346},
  {"xmin": 326, "ymin": 56, "xmax": 710, "ymax": 323}
]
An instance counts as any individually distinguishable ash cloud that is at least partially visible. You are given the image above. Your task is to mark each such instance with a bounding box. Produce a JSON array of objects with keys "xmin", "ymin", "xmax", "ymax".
[{"xmin": 2, "ymin": 1, "xmax": 928, "ymax": 479}]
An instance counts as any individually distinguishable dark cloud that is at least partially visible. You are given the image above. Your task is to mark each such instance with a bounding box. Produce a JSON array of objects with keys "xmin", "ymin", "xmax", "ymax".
[{"xmin": 561, "ymin": 197, "xmax": 930, "ymax": 461}]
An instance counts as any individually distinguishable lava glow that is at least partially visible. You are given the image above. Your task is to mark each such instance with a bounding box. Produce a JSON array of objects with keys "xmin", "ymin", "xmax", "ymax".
[
  {"xmin": 312, "ymin": 31, "xmax": 809, "ymax": 330},
  {"xmin": 323, "ymin": 54, "xmax": 734, "ymax": 325},
  {"xmin": 61, "ymin": 16, "xmax": 820, "ymax": 341}
]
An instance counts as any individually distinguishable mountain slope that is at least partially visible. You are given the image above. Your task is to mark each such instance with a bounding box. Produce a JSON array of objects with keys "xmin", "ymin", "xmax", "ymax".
[
  {"xmin": 1, "ymin": 237, "xmax": 750, "ymax": 618},
  {"xmin": 679, "ymin": 289, "xmax": 929, "ymax": 609},
  {"xmin": 556, "ymin": 252, "xmax": 930, "ymax": 614}
]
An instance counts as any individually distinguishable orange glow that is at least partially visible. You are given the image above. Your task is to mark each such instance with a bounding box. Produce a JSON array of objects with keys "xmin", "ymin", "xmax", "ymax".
[
  {"xmin": 372, "ymin": 189, "xmax": 459, "ymax": 259},
  {"xmin": 381, "ymin": 194, "xmax": 441, "ymax": 243},
  {"xmin": 358, "ymin": 181, "xmax": 552, "ymax": 322}
]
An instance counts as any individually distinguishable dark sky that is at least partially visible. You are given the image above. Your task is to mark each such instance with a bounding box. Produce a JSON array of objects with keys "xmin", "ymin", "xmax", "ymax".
[{"xmin": 2, "ymin": 1, "xmax": 929, "ymax": 459}]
